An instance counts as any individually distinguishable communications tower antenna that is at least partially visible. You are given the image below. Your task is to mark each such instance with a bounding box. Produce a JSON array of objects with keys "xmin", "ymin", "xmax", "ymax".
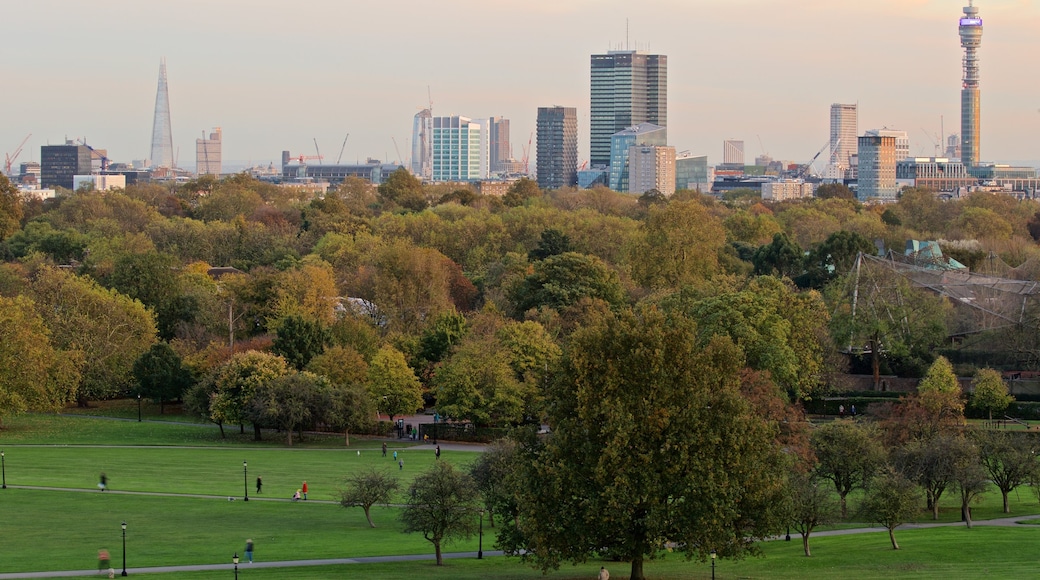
[{"xmin": 958, "ymin": 0, "xmax": 983, "ymax": 166}]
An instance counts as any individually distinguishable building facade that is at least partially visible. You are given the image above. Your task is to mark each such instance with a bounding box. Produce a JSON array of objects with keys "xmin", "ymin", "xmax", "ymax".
[
  {"xmin": 536, "ymin": 106, "xmax": 578, "ymax": 190},
  {"xmin": 432, "ymin": 116, "xmax": 486, "ymax": 182},
  {"xmin": 488, "ymin": 116, "xmax": 511, "ymax": 174},
  {"xmin": 196, "ymin": 127, "xmax": 222, "ymax": 176},
  {"xmin": 608, "ymin": 123, "xmax": 666, "ymax": 192},
  {"xmin": 829, "ymin": 103, "xmax": 858, "ymax": 170},
  {"xmin": 857, "ymin": 135, "xmax": 898, "ymax": 200},
  {"xmin": 762, "ymin": 179, "xmax": 814, "ymax": 201},
  {"xmin": 723, "ymin": 139, "xmax": 745, "ymax": 165},
  {"xmin": 675, "ymin": 153, "xmax": 710, "ymax": 192},
  {"xmin": 411, "ymin": 109, "xmax": 433, "ymax": 180},
  {"xmin": 628, "ymin": 145, "xmax": 676, "ymax": 195},
  {"xmin": 41, "ymin": 143, "xmax": 92, "ymax": 190},
  {"xmin": 864, "ymin": 128, "xmax": 909, "ymax": 162},
  {"xmin": 590, "ymin": 51, "xmax": 667, "ymax": 168}
]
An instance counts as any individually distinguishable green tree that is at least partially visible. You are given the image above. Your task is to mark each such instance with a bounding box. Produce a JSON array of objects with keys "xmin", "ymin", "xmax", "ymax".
[
  {"xmin": 321, "ymin": 382, "xmax": 375, "ymax": 446},
  {"xmin": 248, "ymin": 371, "xmax": 325, "ymax": 446},
  {"xmin": 509, "ymin": 252, "xmax": 626, "ymax": 315},
  {"xmin": 132, "ymin": 342, "xmax": 193, "ymax": 414},
  {"xmin": 271, "ymin": 315, "xmax": 331, "ymax": 370},
  {"xmin": 108, "ymin": 251, "xmax": 196, "ymax": 341},
  {"xmin": 861, "ymin": 467, "xmax": 922, "ymax": 550},
  {"xmin": 339, "ymin": 468, "xmax": 400, "ymax": 527},
  {"xmin": 752, "ymin": 232, "xmax": 803, "ymax": 279},
  {"xmin": 0, "ymin": 174, "xmax": 24, "ymax": 241},
  {"xmin": 815, "ymin": 183, "xmax": 855, "ymax": 200},
  {"xmin": 432, "ymin": 337, "xmax": 525, "ymax": 426},
  {"xmin": 469, "ymin": 438, "xmax": 518, "ymax": 528},
  {"xmin": 377, "ymin": 167, "xmax": 426, "ymax": 211},
  {"xmin": 952, "ymin": 439, "xmax": 988, "ymax": 527},
  {"xmin": 416, "ymin": 310, "xmax": 468, "ymax": 368},
  {"xmin": 811, "ymin": 421, "xmax": 885, "ymax": 518},
  {"xmin": 917, "ymin": 356, "xmax": 965, "ymax": 426},
  {"xmin": 631, "ymin": 200, "xmax": 726, "ymax": 290},
  {"xmin": 970, "ymin": 368, "xmax": 1013, "ymax": 421},
  {"xmin": 893, "ymin": 434, "xmax": 966, "ymax": 520},
  {"xmin": 787, "ymin": 470, "xmax": 840, "ymax": 557},
  {"xmin": 208, "ymin": 351, "xmax": 290, "ymax": 440},
  {"xmin": 511, "ymin": 307, "xmax": 786, "ymax": 580},
  {"xmin": 306, "ymin": 345, "xmax": 369, "ymax": 388},
  {"xmin": 0, "ymin": 295, "xmax": 80, "ymax": 426},
  {"xmin": 366, "ymin": 345, "xmax": 424, "ymax": 422},
  {"xmin": 974, "ymin": 430, "xmax": 1038, "ymax": 514},
  {"xmin": 527, "ymin": 229, "xmax": 573, "ymax": 261},
  {"xmin": 802, "ymin": 230, "xmax": 875, "ymax": 289},
  {"xmin": 401, "ymin": 461, "xmax": 480, "ymax": 565},
  {"xmin": 503, "ymin": 177, "xmax": 542, "ymax": 207}
]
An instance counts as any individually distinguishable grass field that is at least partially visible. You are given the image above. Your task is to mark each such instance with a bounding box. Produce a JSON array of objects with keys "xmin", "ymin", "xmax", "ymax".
[{"xmin": 6, "ymin": 411, "xmax": 1040, "ymax": 579}]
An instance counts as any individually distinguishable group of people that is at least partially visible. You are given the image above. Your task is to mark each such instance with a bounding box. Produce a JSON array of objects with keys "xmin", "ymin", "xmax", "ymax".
[{"xmin": 838, "ymin": 404, "xmax": 857, "ymax": 418}]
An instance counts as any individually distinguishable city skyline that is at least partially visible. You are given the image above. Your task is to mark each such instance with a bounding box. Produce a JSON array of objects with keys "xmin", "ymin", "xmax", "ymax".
[{"xmin": 4, "ymin": 0, "xmax": 1039, "ymax": 171}]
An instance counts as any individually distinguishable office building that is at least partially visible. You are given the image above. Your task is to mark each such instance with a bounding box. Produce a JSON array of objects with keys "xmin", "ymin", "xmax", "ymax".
[
  {"xmin": 628, "ymin": 145, "xmax": 676, "ymax": 195},
  {"xmin": 590, "ymin": 50, "xmax": 667, "ymax": 167},
  {"xmin": 723, "ymin": 139, "xmax": 745, "ymax": 165},
  {"xmin": 432, "ymin": 116, "xmax": 486, "ymax": 182},
  {"xmin": 411, "ymin": 109, "xmax": 432, "ymax": 180},
  {"xmin": 864, "ymin": 128, "xmax": 909, "ymax": 161},
  {"xmin": 959, "ymin": 2, "xmax": 983, "ymax": 166},
  {"xmin": 488, "ymin": 117, "xmax": 511, "ymax": 173},
  {"xmin": 150, "ymin": 58, "xmax": 175, "ymax": 168},
  {"xmin": 196, "ymin": 127, "xmax": 222, "ymax": 176},
  {"xmin": 608, "ymin": 123, "xmax": 666, "ymax": 192},
  {"xmin": 762, "ymin": 179, "xmax": 814, "ymax": 201},
  {"xmin": 536, "ymin": 106, "xmax": 578, "ymax": 190},
  {"xmin": 280, "ymin": 153, "xmax": 400, "ymax": 185},
  {"xmin": 41, "ymin": 143, "xmax": 92, "ymax": 190},
  {"xmin": 675, "ymin": 154, "xmax": 710, "ymax": 192},
  {"xmin": 73, "ymin": 174, "xmax": 126, "ymax": 192},
  {"xmin": 829, "ymin": 103, "xmax": 858, "ymax": 170},
  {"xmin": 858, "ymin": 135, "xmax": 898, "ymax": 200}
]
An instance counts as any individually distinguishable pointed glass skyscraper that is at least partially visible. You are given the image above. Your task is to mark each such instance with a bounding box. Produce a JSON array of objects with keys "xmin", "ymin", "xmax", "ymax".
[{"xmin": 150, "ymin": 58, "xmax": 175, "ymax": 168}]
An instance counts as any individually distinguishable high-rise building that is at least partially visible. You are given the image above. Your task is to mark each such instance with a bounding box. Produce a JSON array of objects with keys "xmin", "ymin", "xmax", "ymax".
[
  {"xmin": 864, "ymin": 128, "xmax": 910, "ymax": 162},
  {"xmin": 675, "ymin": 153, "xmax": 710, "ymax": 192},
  {"xmin": 829, "ymin": 103, "xmax": 858, "ymax": 169},
  {"xmin": 536, "ymin": 106, "xmax": 578, "ymax": 190},
  {"xmin": 488, "ymin": 117, "xmax": 511, "ymax": 173},
  {"xmin": 959, "ymin": 2, "xmax": 983, "ymax": 166},
  {"xmin": 41, "ymin": 143, "xmax": 92, "ymax": 190},
  {"xmin": 150, "ymin": 58, "xmax": 175, "ymax": 168},
  {"xmin": 196, "ymin": 128, "xmax": 222, "ymax": 176},
  {"xmin": 431, "ymin": 116, "xmax": 486, "ymax": 182},
  {"xmin": 723, "ymin": 139, "xmax": 745, "ymax": 165},
  {"xmin": 628, "ymin": 145, "xmax": 676, "ymax": 195},
  {"xmin": 857, "ymin": 135, "xmax": 898, "ymax": 201},
  {"xmin": 590, "ymin": 50, "xmax": 667, "ymax": 168},
  {"xmin": 411, "ymin": 109, "xmax": 432, "ymax": 180},
  {"xmin": 608, "ymin": 123, "xmax": 666, "ymax": 192}
]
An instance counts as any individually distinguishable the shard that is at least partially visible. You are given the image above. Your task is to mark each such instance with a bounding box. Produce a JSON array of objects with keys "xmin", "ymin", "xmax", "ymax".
[{"xmin": 150, "ymin": 58, "xmax": 175, "ymax": 168}]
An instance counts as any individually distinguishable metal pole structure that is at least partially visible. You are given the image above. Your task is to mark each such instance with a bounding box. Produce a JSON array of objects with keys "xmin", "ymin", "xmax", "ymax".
[
  {"xmin": 137, "ymin": 394, "xmax": 142, "ymax": 422},
  {"xmin": 710, "ymin": 549, "xmax": 716, "ymax": 580},
  {"xmin": 233, "ymin": 553, "xmax": 239, "ymax": 580},
  {"xmin": 243, "ymin": 461, "xmax": 249, "ymax": 501},
  {"xmin": 121, "ymin": 522, "xmax": 128, "ymax": 576},
  {"xmin": 786, "ymin": 525, "xmax": 791, "ymax": 541},
  {"xmin": 477, "ymin": 510, "xmax": 484, "ymax": 559},
  {"xmin": 1, "ymin": 451, "xmax": 6, "ymax": 489}
]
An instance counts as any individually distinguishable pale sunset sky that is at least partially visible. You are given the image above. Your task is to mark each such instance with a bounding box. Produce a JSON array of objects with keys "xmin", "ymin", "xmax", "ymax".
[{"xmin": 3, "ymin": 0, "xmax": 1038, "ymax": 169}]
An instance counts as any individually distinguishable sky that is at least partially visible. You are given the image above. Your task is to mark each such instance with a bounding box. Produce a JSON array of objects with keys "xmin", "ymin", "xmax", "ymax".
[{"xmin": 4, "ymin": 0, "xmax": 1040, "ymax": 171}]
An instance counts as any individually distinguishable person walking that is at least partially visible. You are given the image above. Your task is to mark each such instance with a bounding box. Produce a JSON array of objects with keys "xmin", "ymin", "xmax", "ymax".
[
  {"xmin": 98, "ymin": 549, "xmax": 110, "ymax": 573},
  {"xmin": 98, "ymin": 473, "xmax": 107, "ymax": 492},
  {"xmin": 302, "ymin": 481, "xmax": 308, "ymax": 500},
  {"xmin": 393, "ymin": 450, "xmax": 398, "ymax": 461},
  {"xmin": 256, "ymin": 476, "xmax": 262, "ymax": 494},
  {"xmin": 245, "ymin": 539, "xmax": 254, "ymax": 563},
  {"xmin": 398, "ymin": 458, "xmax": 403, "ymax": 470},
  {"xmin": 382, "ymin": 442, "xmax": 387, "ymax": 457},
  {"xmin": 435, "ymin": 444, "xmax": 441, "ymax": 460},
  {"xmin": 598, "ymin": 566, "xmax": 610, "ymax": 580}
]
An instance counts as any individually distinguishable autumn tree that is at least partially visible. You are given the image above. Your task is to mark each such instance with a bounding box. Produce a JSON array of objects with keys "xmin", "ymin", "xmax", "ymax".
[
  {"xmin": 366, "ymin": 345, "xmax": 424, "ymax": 422},
  {"xmin": 0, "ymin": 174, "xmax": 24, "ymax": 241},
  {"xmin": 503, "ymin": 178, "xmax": 542, "ymax": 207},
  {"xmin": 432, "ymin": 336, "xmax": 526, "ymax": 426},
  {"xmin": 401, "ymin": 461, "xmax": 480, "ymax": 565},
  {"xmin": 208, "ymin": 350, "xmax": 291, "ymax": 440},
  {"xmin": 861, "ymin": 467, "xmax": 922, "ymax": 550},
  {"xmin": 510, "ymin": 307, "xmax": 787, "ymax": 580},
  {"xmin": 786, "ymin": 470, "xmax": 839, "ymax": 557},
  {"xmin": 970, "ymin": 368, "xmax": 1013, "ymax": 421},
  {"xmin": 377, "ymin": 167, "xmax": 426, "ymax": 211},
  {"xmin": 340, "ymin": 468, "xmax": 400, "ymax": 527},
  {"xmin": 952, "ymin": 439, "xmax": 988, "ymax": 527},
  {"xmin": 811, "ymin": 421, "xmax": 886, "ymax": 518},
  {"xmin": 631, "ymin": 200, "xmax": 726, "ymax": 290},
  {"xmin": 306, "ymin": 345, "xmax": 369, "ymax": 388}
]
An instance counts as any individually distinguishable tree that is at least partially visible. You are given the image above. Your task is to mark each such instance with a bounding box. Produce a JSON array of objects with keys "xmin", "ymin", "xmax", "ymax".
[
  {"xmin": 975, "ymin": 430, "xmax": 1038, "ymax": 514},
  {"xmin": 339, "ymin": 468, "xmax": 400, "ymax": 528},
  {"xmin": 815, "ymin": 183, "xmax": 855, "ymax": 200},
  {"xmin": 801, "ymin": 230, "xmax": 875, "ymax": 289},
  {"xmin": 108, "ymin": 251, "xmax": 196, "ymax": 341},
  {"xmin": 893, "ymin": 434, "xmax": 967, "ymax": 520},
  {"xmin": 306, "ymin": 345, "xmax": 369, "ymax": 388},
  {"xmin": 321, "ymin": 382, "xmax": 375, "ymax": 446},
  {"xmin": 432, "ymin": 337, "xmax": 526, "ymax": 426},
  {"xmin": 752, "ymin": 232, "xmax": 803, "ymax": 279},
  {"xmin": 915, "ymin": 356, "xmax": 966, "ymax": 433},
  {"xmin": 401, "ymin": 461, "xmax": 480, "ymax": 565},
  {"xmin": 248, "ymin": 371, "xmax": 325, "ymax": 446},
  {"xmin": 503, "ymin": 177, "xmax": 542, "ymax": 207},
  {"xmin": 0, "ymin": 295, "xmax": 80, "ymax": 426},
  {"xmin": 208, "ymin": 351, "xmax": 290, "ymax": 440},
  {"xmin": 970, "ymin": 368, "xmax": 1013, "ymax": 421},
  {"xmin": 861, "ymin": 467, "xmax": 922, "ymax": 550},
  {"xmin": 377, "ymin": 167, "xmax": 426, "ymax": 211},
  {"xmin": 787, "ymin": 470, "xmax": 840, "ymax": 557},
  {"xmin": 811, "ymin": 421, "xmax": 885, "ymax": 518},
  {"xmin": 0, "ymin": 174, "xmax": 23, "ymax": 242},
  {"xmin": 509, "ymin": 252, "xmax": 626, "ymax": 315},
  {"xmin": 631, "ymin": 200, "xmax": 726, "ymax": 290},
  {"xmin": 271, "ymin": 315, "xmax": 331, "ymax": 370},
  {"xmin": 469, "ymin": 438, "xmax": 518, "ymax": 528},
  {"xmin": 528, "ymin": 229, "xmax": 573, "ymax": 261},
  {"xmin": 511, "ymin": 307, "xmax": 787, "ymax": 580},
  {"xmin": 952, "ymin": 440, "xmax": 987, "ymax": 528},
  {"xmin": 132, "ymin": 342, "xmax": 192, "ymax": 414},
  {"xmin": 366, "ymin": 345, "xmax": 424, "ymax": 422}
]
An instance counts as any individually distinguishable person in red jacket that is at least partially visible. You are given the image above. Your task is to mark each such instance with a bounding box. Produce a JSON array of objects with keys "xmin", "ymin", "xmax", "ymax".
[{"xmin": 302, "ymin": 480, "xmax": 308, "ymax": 500}]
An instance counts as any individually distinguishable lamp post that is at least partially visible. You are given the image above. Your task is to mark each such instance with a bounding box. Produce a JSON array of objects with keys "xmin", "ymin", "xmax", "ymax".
[
  {"xmin": 710, "ymin": 549, "xmax": 716, "ymax": 580},
  {"xmin": 785, "ymin": 525, "xmax": 791, "ymax": 541},
  {"xmin": 137, "ymin": 394, "xmax": 142, "ymax": 422},
  {"xmin": 243, "ymin": 461, "xmax": 249, "ymax": 501},
  {"xmin": 233, "ymin": 553, "xmax": 239, "ymax": 580},
  {"xmin": 121, "ymin": 521, "xmax": 128, "ymax": 576},
  {"xmin": 477, "ymin": 509, "xmax": 484, "ymax": 559},
  {"xmin": 1, "ymin": 451, "xmax": 6, "ymax": 489}
]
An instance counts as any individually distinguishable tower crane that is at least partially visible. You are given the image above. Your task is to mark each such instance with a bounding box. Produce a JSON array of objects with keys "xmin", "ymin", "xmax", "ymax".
[
  {"xmin": 285, "ymin": 153, "xmax": 323, "ymax": 165},
  {"xmin": 520, "ymin": 131, "xmax": 533, "ymax": 175},
  {"xmin": 76, "ymin": 139, "xmax": 109, "ymax": 171},
  {"xmin": 4, "ymin": 133, "xmax": 31, "ymax": 176},
  {"xmin": 337, "ymin": 134, "xmax": 350, "ymax": 164},
  {"xmin": 391, "ymin": 137, "xmax": 404, "ymax": 166},
  {"xmin": 313, "ymin": 138, "xmax": 323, "ymax": 161},
  {"xmin": 798, "ymin": 138, "xmax": 832, "ymax": 179}
]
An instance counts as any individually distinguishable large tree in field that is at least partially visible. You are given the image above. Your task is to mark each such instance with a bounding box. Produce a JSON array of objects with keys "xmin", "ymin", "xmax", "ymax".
[
  {"xmin": 862, "ymin": 467, "xmax": 922, "ymax": 550},
  {"xmin": 401, "ymin": 461, "xmax": 479, "ymax": 565},
  {"xmin": 0, "ymin": 174, "xmax": 23, "ymax": 242},
  {"xmin": 811, "ymin": 421, "xmax": 885, "ymax": 518},
  {"xmin": 510, "ymin": 307, "xmax": 786, "ymax": 580},
  {"xmin": 970, "ymin": 368, "xmax": 1013, "ymax": 421},
  {"xmin": 340, "ymin": 468, "xmax": 400, "ymax": 527},
  {"xmin": 208, "ymin": 351, "xmax": 291, "ymax": 440},
  {"xmin": 366, "ymin": 345, "xmax": 424, "ymax": 422},
  {"xmin": 786, "ymin": 470, "xmax": 839, "ymax": 557},
  {"xmin": 974, "ymin": 430, "xmax": 1038, "ymax": 514},
  {"xmin": 132, "ymin": 342, "xmax": 193, "ymax": 414}
]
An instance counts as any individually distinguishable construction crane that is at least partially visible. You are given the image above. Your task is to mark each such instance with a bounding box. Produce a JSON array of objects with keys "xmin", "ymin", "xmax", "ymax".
[
  {"xmin": 391, "ymin": 137, "xmax": 404, "ymax": 166},
  {"xmin": 921, "ymin": 128, "xmax": 943, "ymax": 156},
  {"xmin": 4, "ymin": 133, "xmax": 31, "ymax": 176},
  {"xmin": 76, "ymin": 138, "xmax": 109, "ymax": 171},
  {"xmin": 520, "ymin": 132, "xmax": 533, "ymax": 175},
  {"xmin": 337, "ymin": 134, "xmax": 350, "ymax": 164},
  {"xmin": 285, "ymin": 153, "xmax": 323, "ymax": 165},
  {"xmin": 798, "ymin": 138, "xmax": 832, "ymax": 179},
  {"xmin": 313, "ymin": 138, "xmax": 323, "ymax": 161}
]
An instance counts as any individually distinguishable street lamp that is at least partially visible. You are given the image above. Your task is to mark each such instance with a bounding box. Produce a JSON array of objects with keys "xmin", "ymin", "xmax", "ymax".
[
  {"xmin": 243, "ymin": 461, "xmax": 249, "ymax": 501},
  {"xmin": 710, "ymin": 549, "xmax": 716, "ymax": 580},
  {"xmin": 121, "ymin": 521, "xmax": 128, "ymax": 577},
  {"xmin": 232, "ymin": 553, "xmax": 239, "ymax": 580},
  {"xmin": 1, "ymin": 451, "xmax": 6, "ymax": 489},
  {"xmin": 477, "ymin": 509, "xmax": 484, "ymax": 559},
  {"xmin": 137, "ymin": 394, "xmax": 142, "ymax": 422}
]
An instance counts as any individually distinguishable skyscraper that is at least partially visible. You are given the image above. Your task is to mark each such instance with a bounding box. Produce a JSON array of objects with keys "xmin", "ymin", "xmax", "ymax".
[
  {"xmin": 609, "ymin": 123, "xmax": 666, "ymax": 192},
  {"xmin": 41, "ymin": 142, "xmax": 92, "ymax": 190},
  {"xmin": 959, "ymin": 2, "xmax": 983, "ymax": 166},
  {"xmin": 411, "ymin": 109, "xmax": 432, "ymax": 180},
  {"xmin": 864, "ymin": 128, "xmax": 909, "ymax": 162},
  {"xmin": 857, "ymin": 135, "xmax": 898, "ymax": 201},
  {"xmin": 150, "ymin": 58, "xmax": 175, "ymax": 168},
  {"xmin": 722, "ymin": 139, "xmax": 745, "ymax": 166},
  {"xmin": 196, "ymin": 127, "xmax": 222, "ymax": 176},
  {"xmin": 431, "ymin": 116, "xmax": 486, "ymax": 182},
  {"xmin": 536, "ymin": 106, "xmax": 578, "ymax": 190},
  {"xmin": 589, "ymin": 51, "xmax": 667, "ymax": 168},
  {"xmin": 829, "ymin": 103, "xmax": 858, "ymax": 169},
  {"xmin": 488, "ymin": 117, "xmax": 511, "ymax": 173}
]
